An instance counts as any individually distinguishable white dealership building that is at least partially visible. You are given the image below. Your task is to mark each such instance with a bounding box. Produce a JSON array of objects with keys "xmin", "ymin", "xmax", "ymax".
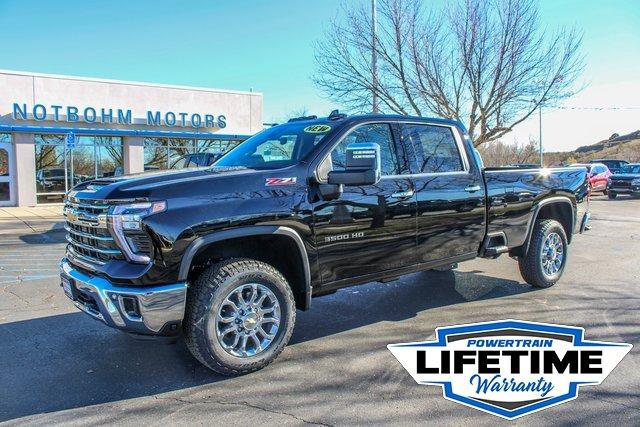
[{"xmin": 0, "ymin": 69, "xmax": 263, "ymax": 206}]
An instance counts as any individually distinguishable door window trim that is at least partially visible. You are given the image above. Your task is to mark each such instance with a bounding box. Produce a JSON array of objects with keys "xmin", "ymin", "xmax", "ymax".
[{"xmin": 398, "ymin": 121, "xmax": 471, "ymax": 177}]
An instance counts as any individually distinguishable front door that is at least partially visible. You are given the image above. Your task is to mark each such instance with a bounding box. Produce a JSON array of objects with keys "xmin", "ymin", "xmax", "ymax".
[
  {"xmin": 400, "ymin": 122, "xmax": 486, "ymax": 263},
  {"xmin": 313, "ymin": 123, "xmax": 417, "ymax": 285},
  {"xmin": 0, "ymin": 142, "xmax": 14, "ymax": 206}
]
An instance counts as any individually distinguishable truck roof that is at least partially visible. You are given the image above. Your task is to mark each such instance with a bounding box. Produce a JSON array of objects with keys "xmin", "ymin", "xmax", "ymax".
[{"xmin": 286, "ymin": 113, "xmax": 463, "ymax": 129}]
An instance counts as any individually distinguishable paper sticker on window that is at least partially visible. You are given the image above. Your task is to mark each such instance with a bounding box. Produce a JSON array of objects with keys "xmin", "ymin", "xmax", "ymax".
[{"xmin": 303, "ymin": 124, "xmax": 331, "ymax": 133}]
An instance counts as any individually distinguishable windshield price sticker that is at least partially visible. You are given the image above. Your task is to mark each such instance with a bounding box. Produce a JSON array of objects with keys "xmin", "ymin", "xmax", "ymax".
[{"xmin": 388, "ymin": 319, "xmax": 631, "ymax": 419}]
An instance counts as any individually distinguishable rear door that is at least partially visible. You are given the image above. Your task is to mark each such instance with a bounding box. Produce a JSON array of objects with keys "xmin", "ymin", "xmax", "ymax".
[
  {"xmin": 401, "ymin": 122, "xmax": 485, "ymax": 263},
  {"xmin": 313, "ymin": 122, "xmax": 417, "ymax": 284}
]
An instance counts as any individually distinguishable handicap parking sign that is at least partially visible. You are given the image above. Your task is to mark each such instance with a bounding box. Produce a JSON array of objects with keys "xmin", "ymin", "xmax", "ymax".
[{"xmin": 65, "ymin": 132, "xmax": 76, "ymax": 149}]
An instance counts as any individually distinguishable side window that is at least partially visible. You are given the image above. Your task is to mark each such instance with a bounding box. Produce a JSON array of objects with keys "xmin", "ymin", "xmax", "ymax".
[
  {"xmin": 403, "ymin": 124, "xmax": 464, "ymax": 173},
  {"xmin": 330, "ymin": 123, "xmax": 401, "ymax": 176}
]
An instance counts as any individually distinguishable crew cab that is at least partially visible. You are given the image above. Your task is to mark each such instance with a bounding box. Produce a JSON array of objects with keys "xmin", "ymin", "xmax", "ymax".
[{"xmin": 59, "ymin": 113, "xmax": 590, "ymax": 375}]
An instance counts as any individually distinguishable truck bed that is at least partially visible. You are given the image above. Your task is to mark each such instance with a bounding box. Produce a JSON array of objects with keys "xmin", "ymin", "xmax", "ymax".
[{"xmin": 483, "ymin": 166, "xmax": 590, "ymax": 251}]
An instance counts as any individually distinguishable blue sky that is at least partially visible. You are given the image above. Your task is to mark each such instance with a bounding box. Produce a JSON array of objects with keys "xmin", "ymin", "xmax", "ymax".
[{"xmin": 1, "ymin": 0, "xmax": 639, "ymax": 150}]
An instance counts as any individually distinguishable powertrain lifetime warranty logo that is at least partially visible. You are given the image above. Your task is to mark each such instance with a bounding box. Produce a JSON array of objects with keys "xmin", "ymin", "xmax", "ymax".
[{"xmin": 387, "ymin": 320, "xmax": 631, "ymax": 419}]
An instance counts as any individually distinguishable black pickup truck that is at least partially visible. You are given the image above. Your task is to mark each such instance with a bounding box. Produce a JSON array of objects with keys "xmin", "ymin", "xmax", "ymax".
[{"xmin": 60, "ymin": 113, "xmax": 590, "ymax": 374}]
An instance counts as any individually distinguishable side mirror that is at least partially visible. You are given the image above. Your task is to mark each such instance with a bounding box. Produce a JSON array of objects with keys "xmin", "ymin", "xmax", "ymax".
[{"xmin": 327, "ymin": 143, "xmax": 381, "ymax": 186}]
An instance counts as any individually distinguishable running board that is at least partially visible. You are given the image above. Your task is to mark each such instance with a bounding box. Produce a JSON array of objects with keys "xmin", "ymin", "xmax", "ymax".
[
  {"xmin": 479, "ymin": 231, "xmax": 509, "ymax": 259},
  {"xmin": 483, "ymin": 245, "xmax": 509, "ymax": 258}
]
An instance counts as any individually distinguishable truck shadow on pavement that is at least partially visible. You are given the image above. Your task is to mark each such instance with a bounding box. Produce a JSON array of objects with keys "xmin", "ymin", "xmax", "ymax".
[
  {"xmin": 0, "ymin": 270, "xmax": 534, "ymax": 422},
  {"xmin": 18, "ymin": 228, "xmax": 67, "ymax": 245}
]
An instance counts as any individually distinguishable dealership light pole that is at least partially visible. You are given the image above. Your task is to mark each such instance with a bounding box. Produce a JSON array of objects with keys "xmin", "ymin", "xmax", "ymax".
[{"xmin": 371, "ymin": 0, "xmax": 379, "ymax": 113}]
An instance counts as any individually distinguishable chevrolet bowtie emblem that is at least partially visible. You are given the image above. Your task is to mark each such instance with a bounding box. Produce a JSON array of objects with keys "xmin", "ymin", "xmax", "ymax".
[{"xmin": 65, "ymin": 208, "xmax": 78, "ymax": 223}]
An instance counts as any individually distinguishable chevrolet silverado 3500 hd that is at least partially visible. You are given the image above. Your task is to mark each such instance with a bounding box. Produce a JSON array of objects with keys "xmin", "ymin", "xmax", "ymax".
[{"xmin": 60, "ymin": 113, "xmax": 590, "ymax": 374}]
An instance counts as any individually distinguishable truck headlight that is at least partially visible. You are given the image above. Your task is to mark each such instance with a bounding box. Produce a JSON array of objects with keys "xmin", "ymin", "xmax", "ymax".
[
  {"xmin": 632, "ymin": 178, "xmax": 640, "ymax": 186},
  {"xmin": 108, "ymin": 201, "xmax": 166, "ymax": 263}
]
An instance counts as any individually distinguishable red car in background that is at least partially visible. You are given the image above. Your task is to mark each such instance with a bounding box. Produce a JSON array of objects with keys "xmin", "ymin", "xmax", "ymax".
[{"xmin": 571, "ymin": 163, "xmax": 612, "ymax": 194}]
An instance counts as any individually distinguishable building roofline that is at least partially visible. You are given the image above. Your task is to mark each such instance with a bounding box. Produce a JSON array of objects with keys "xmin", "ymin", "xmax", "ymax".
[
  {"xmin": 0, "ymin": 69, "xmax": 262, "ymax": 97},
  {"xmin": 0, "ymin": 124, "xmax": 252, "ymax": 140}
]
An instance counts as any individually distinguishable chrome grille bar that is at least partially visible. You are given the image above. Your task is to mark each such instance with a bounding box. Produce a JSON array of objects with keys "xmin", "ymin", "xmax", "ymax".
[
  {"xmin": 67, "ymin": 246, "xmax": 106, "ymax": 266},
  {"xmin": 65, "ymin": 236, "xmax": 121, "ymax": 255},
  {"xmin": 64, "ymin": 225, "xmax": 114, "ymax": 242},
  {"xmin": 64, "ymin": 197, "xmax": 123, "ymax": 269}
]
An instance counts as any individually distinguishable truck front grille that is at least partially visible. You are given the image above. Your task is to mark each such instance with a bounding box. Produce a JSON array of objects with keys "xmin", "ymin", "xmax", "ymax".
[
  {"xmin": 611, "ymin": 180, "xmax": 631, "ymax": 188},
  {"xmin": 64, "ymin": 198, "xmax": 124, "ymax": 268}
]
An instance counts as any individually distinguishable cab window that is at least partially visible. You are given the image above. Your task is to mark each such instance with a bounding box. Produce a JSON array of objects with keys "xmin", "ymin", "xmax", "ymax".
[
  {"xmin": 330, "ymin": 123, "xmax": 404, "ymax": 176},
  {"xmin": 403, "ymin": 124, "xmax": 464, "ymax": 173}
]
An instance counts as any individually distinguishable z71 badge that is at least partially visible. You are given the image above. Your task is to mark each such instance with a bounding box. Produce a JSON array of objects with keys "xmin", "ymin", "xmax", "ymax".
[{"xmin": 265, "ymin": 177, "xmax": 297, "ymax": 186}]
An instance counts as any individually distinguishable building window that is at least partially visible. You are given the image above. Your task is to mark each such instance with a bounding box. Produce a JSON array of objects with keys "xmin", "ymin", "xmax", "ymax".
[
  {"xmin": 34, "ymin": 135, "xmax": 123, "ymax": 204},
  {"xmin": 144, "ymin": 137, "xmax": 242, "ymax": 170}
]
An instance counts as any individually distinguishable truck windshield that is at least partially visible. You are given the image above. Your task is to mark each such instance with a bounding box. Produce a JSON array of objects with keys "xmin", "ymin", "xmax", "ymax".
[
  {"xmin": 215, "ymin": 122, "xmax": 333, "ymax": 169},
  {"xmin": 621, "ymin": 165, "xmax": 640, "ymax": 174}
]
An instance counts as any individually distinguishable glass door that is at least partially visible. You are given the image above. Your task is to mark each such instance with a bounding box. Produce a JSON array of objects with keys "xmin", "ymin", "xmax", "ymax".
[{"xmin": 0, "ymin": 141, "xmax": 14, "ymax": 206}]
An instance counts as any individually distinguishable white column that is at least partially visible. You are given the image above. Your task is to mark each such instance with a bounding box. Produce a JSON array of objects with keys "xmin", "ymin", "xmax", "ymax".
[
  {"xmin": 13, "ymin": 133, "xmax": 37, "ymax": 206},
  {"xmin": 123, "ymin": 136, "xmax": 144, "ymax": 174}
]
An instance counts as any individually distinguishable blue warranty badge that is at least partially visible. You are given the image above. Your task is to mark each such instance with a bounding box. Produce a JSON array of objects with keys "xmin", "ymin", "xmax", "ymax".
[{"xmin": 387, "ymin": 319, "xmax": 631, "ymax": 419}]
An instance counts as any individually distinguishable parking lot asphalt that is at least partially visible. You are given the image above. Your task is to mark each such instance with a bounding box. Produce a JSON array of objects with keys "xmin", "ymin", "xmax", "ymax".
[{"xmin": 1, "ymin": 195, "xmax": 638, "ymax": 426}]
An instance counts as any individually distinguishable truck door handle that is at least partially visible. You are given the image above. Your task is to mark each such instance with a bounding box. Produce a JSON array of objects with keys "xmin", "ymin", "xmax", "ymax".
[
  {"xmin": 391, "ymin": 189, "xmax": 414, "ymax": 199},
  {"xmin": 464, "ymin": 185, "xmax": 481, "ymax": 193}
]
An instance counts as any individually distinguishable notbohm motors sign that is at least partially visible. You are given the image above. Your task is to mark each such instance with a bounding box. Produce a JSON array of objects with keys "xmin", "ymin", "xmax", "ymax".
[{"xmin": 388, "ymin": 320, "xmax": 631, "ymax": 419}]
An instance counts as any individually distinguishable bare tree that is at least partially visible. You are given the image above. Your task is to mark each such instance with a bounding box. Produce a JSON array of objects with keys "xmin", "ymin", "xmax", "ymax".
[
  {"xmin": 478, "ymin": 138, "xmax": 539, "ymax": 166},
  {"xmin": 313, "ymin": 0, "xmax": 584, "ymax": 147}
]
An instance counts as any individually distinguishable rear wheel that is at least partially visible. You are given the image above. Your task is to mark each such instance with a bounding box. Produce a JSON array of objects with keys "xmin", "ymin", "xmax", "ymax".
[
  {"xmin": 608, "ymin": 192, "xmax": 617, "ymax": 199},
  {"xmin": 184, "ymin": 258, "xmax": 296, "ymax": 375},
  {"xmin": 518, "ymin": 219, "xmax": 568, "ymax": 288}
]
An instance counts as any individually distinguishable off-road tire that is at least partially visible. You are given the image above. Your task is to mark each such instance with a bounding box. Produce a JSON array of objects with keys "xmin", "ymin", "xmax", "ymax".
[
  {"xmin": 518, "ymin": 219, "xmax": 568, "ymax": 288},
  {"xmin": 608, "ymin": 192, "xmax": 617, "ymax": 199},
  {"xmin": 184, "ymin": 258, "xmax": 296, "ymax": 375}
]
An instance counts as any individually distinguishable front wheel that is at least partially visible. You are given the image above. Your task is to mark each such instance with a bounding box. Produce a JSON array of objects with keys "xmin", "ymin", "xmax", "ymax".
[
  {"xmin": 184, "ymin": 258, "xmax": 296, "ymax": 375},
  {"xmin": 608, "ymin": 192, "xmax": 617, "ymax": 199},
  {"xmin": 518, "ymin": 219, "xmax": 568, "ymax": 288}
]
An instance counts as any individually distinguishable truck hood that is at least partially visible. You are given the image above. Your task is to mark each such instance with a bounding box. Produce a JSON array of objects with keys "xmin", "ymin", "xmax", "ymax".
[{"xmin": 69, "ymin": 166, "xmax": 264, "ymax": 201}]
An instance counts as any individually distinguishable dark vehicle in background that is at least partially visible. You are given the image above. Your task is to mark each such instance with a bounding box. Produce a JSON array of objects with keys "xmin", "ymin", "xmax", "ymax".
[
  {"xmin": 589, "ymin": 159, "xmax": 629, "ymax": 174},
  {"xmin": 571, "ymin": 162, "xmax": 611, "ymax": 194},
  {"xmin": 171, "ymin": 152, "xmax": 222, "ymax": 169},
  {"xmin": 59, "ymin": 113, "xmax": 590, "ymax": 375},
  {"xmin": 607, "ymin": 163, "xmax": 640, "ymax": 199}
]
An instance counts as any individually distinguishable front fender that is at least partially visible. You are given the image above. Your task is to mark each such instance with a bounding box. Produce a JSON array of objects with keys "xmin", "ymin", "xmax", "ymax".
[{"xmin": 178, "ymin": 225, "xmax": 312, "ymax": 309}]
